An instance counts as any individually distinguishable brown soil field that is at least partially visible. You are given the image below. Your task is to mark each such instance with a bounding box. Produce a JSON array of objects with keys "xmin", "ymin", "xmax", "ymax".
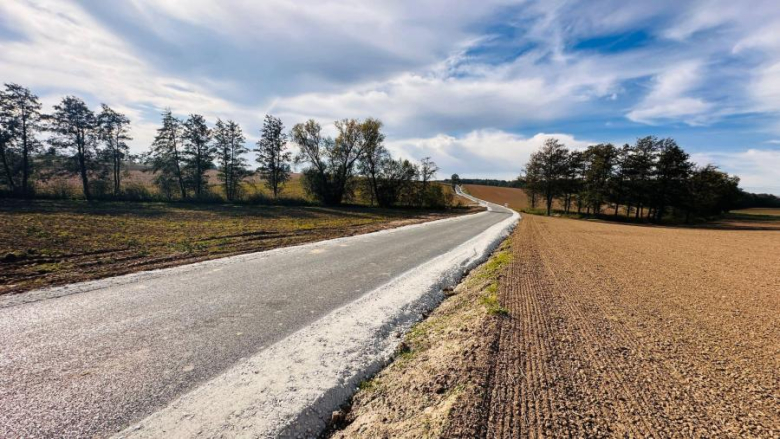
[
  {"xmin": 457, "ymin": 216, "xmax": 780, "ymax": 437},
  {"xmin": 0, "ymin": 200, "xmax": 473, "ymax": 295},
  {"xmin": 333, "ymin": 215, "xmax": 779, "ymax": 437},
  {"xmin": 462, "ymin": 184, "xmax": 530, "ymax": 211}
]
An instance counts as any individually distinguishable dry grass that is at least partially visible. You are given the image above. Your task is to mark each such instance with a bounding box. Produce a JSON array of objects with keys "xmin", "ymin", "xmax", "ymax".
[
  {"xmin": 0, "ymin": 200, "xmax": 467, "ymax": 295},
  {"xmin": 36, "ymin": 170, "xmax": 311, "ymax": 201},
  {"xmin": 731, "ymin": 207, "xmax": 780, "ymax": 216},
  {"xmin": 327, "ymin": 242, "xmax": 511, "ymax": 439}
]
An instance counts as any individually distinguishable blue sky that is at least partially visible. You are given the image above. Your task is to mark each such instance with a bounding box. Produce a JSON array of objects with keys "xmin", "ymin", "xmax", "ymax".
[{"xmin": 1, "ymin": 0, "xmax": 779, "ymax": 193}]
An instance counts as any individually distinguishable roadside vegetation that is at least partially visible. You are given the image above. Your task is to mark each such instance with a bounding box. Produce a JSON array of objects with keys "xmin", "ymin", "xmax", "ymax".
[
  {"xmin": 327, "ymin": 242, "xmax": 514, "ymax": 438},
  {"xmin": 0, "ymin": 83, "xmax": 451, "ymax": 209}
]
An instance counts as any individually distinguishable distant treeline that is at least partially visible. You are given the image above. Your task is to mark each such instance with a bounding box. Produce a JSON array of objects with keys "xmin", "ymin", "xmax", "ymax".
[
  {"xmin": 736, "ymin": 192, "xmax": 780, "ymax": 209},
  {"xmin": 442, "ymin": 176, "xmax": 524, "ymax": 188},
  {"xmin": 0, "ymin": 83, "xmax": 450, "ymax": 208},
  {"xmin": 523, "ymin": 137, "xmax": 759, "ymax": 223}
]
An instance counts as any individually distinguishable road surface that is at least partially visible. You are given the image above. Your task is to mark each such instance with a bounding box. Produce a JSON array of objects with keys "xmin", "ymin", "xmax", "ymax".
[{"xmin": 0, "ymin": 196, "xmax": 513, "ymax": 438}]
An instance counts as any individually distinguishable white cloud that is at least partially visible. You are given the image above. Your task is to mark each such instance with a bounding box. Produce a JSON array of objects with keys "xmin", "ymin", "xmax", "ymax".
[
  {"xmin": 386, "ymin": 130, "xmax": 591, "ymax": 179},
  {"xmin": 627, "ymin": 62, "xmax": 714, "ymax": 125},
  {"xmin": 691, "ymin": 149, "xmax": 780, "ymax": 194},
  {"xmin": 751, "ymin": 62, "xmax": 780, "ymax": 114},
  {"xmin": 3, "ymin": 0, "xmax": 780, "ymax": 160},
  {"xmin": 0, "ymin": 0, "xmax": 263, "ymax": 151}
]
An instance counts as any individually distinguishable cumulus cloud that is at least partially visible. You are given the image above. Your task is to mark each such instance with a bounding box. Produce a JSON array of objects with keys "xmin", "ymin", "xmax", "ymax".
[
  {"xmin": 2, "ymin": 0, "xmax": 780, "ymax": 188},
  {"xmin": 0, "ymin": 0, "xmax": 261, "ymax": 148},
  {"xmin": 386, "ymin": 130, "xmax": 592, "ymax": 180},
  {"xmin": 691, "ymin": 149, "xmax": 780, "ymax": 194}
]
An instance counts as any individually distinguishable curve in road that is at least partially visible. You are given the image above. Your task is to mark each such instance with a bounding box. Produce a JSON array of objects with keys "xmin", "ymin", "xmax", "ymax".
[{"xmin": 0, "ymin": 191, "xmax": 517, "ymax": 438}]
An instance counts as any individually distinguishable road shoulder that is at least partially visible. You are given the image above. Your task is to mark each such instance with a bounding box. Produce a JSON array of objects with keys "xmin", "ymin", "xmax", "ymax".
[{"xmin": 326, "ymin": 239, "xmax": 512, "ymax": 438}]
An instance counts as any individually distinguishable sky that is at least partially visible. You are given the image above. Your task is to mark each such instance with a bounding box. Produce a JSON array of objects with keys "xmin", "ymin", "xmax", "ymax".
[{"xmin": 1, "ymin": 0, "xmax": 779, "ymax": 194}]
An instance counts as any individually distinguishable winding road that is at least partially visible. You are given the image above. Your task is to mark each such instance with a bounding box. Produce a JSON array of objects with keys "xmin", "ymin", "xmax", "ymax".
[{"xmin": 0, "ymin": 189, "xmax": 515, "ymax": 438}]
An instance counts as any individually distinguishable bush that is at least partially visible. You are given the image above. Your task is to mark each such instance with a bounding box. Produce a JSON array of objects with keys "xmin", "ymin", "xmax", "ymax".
[{"xmin": 120, "ymin": 182, "xmax": 155, "ymax": 201}]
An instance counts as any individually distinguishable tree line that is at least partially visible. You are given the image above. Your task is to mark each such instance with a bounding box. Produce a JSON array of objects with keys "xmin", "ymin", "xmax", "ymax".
[
  {"xmin": 444, "ymin": 175, "xmax": 523, "ymax": 188},
  {"xmin": 523, "ymin": 137, "xmax": 747, "ymax": 222},
  {"xmin": 0, "ymin": 83, "xmax": 450, "ymax": 208}
]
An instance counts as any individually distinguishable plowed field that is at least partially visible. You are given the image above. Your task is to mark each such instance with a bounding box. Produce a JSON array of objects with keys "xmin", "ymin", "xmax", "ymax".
[
  {"xmin": 462, "ymin": 185, "xmax": 530, "ymax": 211},
  {"xmin": 460, "ymin": 216, "xmax": 779, "ymax": 437}
]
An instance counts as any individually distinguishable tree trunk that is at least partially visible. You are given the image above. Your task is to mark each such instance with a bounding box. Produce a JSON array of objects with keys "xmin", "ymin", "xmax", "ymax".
[
  {"xmin": 196, "ymin": 151, "xmax": 202, "ymax": 198},
  {"xmin": 21, "ymin": 124, "xmax": 30, "ymax": 197},
  {"xmin": 114, "ymin": 135, "xmax": 121, "ymax": 196},
  {"xmin": 0, "ymin": 145, "xmax": 15, "ymax": 191},
  {"xmin": 77, "ymin": 141, "xmax": 91, "ymax": 201}
]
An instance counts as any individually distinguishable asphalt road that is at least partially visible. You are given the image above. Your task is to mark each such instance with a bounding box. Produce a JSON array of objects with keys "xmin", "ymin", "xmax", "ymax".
[{"xmin": 0, "ymin": 203, "xmax": 511, "ymax": 438}]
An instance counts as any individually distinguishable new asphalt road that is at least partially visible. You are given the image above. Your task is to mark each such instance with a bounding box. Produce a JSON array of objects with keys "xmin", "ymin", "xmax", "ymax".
[{"xmin": 0, "ymin": 199, "xmax": 512, "ymax": 438}]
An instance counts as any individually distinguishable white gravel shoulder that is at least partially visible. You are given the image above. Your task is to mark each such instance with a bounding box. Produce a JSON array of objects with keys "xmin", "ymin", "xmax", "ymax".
[{"xmin": 115, "ymin": 194, "xmax": 519, "ymax": 439}]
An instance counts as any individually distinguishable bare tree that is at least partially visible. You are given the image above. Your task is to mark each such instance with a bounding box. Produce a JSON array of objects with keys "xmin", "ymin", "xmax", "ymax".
[
  {"xmin": 292, "ymin": 119, "xmax": 368, "ymax": 205},
  {"xmin": 418, "ymin": 156, "xmax": 439, "ymax": 206}
]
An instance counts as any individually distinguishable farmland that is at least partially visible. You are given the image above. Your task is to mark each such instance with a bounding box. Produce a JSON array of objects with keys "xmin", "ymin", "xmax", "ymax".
[
  {"xmin": 464, "ymin": 215, "xmax": 780, "ymax": 437},
  {"xmin": 462, "ymin": 184, "xmax": 530, "ymax": 211},
  {"xmin": 0, "ymin": 200, "xmax": 471, "ymax": 295},
  {"xmin": 333, "ymin": 208, "xmax": 779, "ymax": 437},
  {"xmin": 731, "ymin": 208, "xmax": 780, "ymax": 216}
]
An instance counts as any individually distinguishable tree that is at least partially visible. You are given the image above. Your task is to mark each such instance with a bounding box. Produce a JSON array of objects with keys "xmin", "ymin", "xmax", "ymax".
[
  {"xmin": 256, "ymin": 115, "xmax": 291, "ymax": 199},
  {"xmin": 523, "ymin": 161, "xmax": 542, "ymax": 209},
  {"xmin": 4, "ymin": 83, "xmax": 43, "ymax": 196},
  {"xmin": 182, "ymin": 114, "xmax": 214, "ymax": 198},
  {"xmin": 561, "ymin": 151, "xmax": 585, "ymax": 214},
  {"xmin": 48, "ymin": 96, "xmax": 99, "ymax": 200},
  {"xmin": 625, "ymin": 136, "xmax": 658, "ymax": 219},
  {"xmin": 293, "ymin": 119, "xmax": 368, "ymax": 205},
  {"xmin": 450, "ymin": 173, "xmax": 461, "ymax": 189},
  {"xmin": 582, "ymin": 143, "xmax": 618, "ymax": 214},
  {"xmin": 374, "ymin": 157, "xmax": 418, "ymax": 207},
  {"xmin": 357, "ymin": 118, "xmax": 387, "ymax": 206},
  {"xmin": 213, "ymin": 119, "xmax": 249, "ymax": 201},
  {"xmin": 148, "ymin": 110, "xmax": 187, "ymax": 199},
  {"xmin": 97, "ymin": 105, "xmax": 131, "ymax": 196},
  {"xmin": 0, "ymin": 88, "xmax": 19, "ymax": 191},
  {"xmin": 418, "ymin": 156, "xmax": 439, "ymax": 206},
  {"xmin": 528, "ymin": 138, "xmax": 569, "ymax": 215},
  {"xmin": 651, "ymin": 138, "xmax": 692, "ymax": 222}
]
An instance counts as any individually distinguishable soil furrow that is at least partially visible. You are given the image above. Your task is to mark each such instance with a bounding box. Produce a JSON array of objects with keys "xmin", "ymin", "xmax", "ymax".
[{"xmin": 473, "ymin": 215, "xmax": 779, "ymax": 438}]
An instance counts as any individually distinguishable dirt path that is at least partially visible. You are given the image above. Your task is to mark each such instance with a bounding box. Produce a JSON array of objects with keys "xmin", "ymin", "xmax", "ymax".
[{"xmin": 462, "ymin": 215, "xmax": 779, "ymax": 438}]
